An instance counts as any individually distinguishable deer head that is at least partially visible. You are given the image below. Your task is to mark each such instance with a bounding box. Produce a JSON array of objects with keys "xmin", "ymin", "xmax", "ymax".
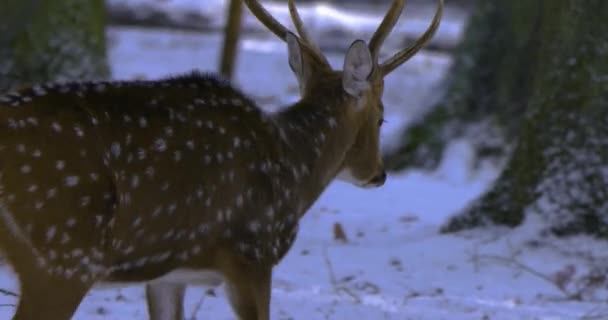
[{"xmin": 244, "ymin": 0, "xmax": 443, "ymax": 188}]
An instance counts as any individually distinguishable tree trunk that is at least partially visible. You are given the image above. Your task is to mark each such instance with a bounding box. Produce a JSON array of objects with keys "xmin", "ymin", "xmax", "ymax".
[
  {"xmin": 0, "ymin": 0, "xmax": 109, "ymax": 92},
  {"xmin": 385, "ymin": 1, "xmax": 543, "ymax": 170},
  {"xmin": 219, "ymin": 0, "xmax": 244, "ymax": 80},
  {"xmin": 440, "ymin": 0, "xmax": 608, "ymax": 237}
]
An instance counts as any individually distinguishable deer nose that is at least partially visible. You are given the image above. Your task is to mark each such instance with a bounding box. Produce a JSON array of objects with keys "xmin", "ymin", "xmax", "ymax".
[{"xmin": 369, "ymin": 171, "xmax": 387, "ymax": 186}]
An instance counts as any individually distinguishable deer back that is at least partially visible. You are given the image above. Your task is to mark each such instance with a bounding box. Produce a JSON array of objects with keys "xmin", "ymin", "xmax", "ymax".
[{"xmin": 0, "ymin": 72, "xmax": 297, "ymax": 283}]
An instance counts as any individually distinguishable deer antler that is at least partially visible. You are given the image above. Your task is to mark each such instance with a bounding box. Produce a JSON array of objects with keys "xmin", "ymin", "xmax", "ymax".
[
  {"xmin": 243, "ymin": 0, "xmax": 330, "ymax": 68},
  {"xmin": 380, "ymin": 0, "xmax": 443, "ymax": 75},
  {"xmin": 287, "ymin": 0, "xmax": 328, "ymax": 66},
  {"xmin": 243, "ymin": 0, "xmax": 290, "ymax": 39},
  {"xmin": 368, "ymin": 0, "xmax": 407, "ymax": 62}
]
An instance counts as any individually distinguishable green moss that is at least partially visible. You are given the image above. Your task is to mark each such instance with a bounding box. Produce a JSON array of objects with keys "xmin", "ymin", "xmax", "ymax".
[
  {"xmin": 0, "ymin": 0, "xmax": 108, "ymax": 92},
  {"xmin": 384, "ymin": 104, "xmax": 451, "ymax": 170}
]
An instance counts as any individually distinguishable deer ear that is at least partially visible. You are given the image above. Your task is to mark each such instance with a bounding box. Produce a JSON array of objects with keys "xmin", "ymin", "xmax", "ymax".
[
  {"xmin": 287, "ymin": 32, "xmax": 308, "ymax": 94},
  {"xmin": 342, "ymin": 40, "xmax": 373, "ymax": 99}
]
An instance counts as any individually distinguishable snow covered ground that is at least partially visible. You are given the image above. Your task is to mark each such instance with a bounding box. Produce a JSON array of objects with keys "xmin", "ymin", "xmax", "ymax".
[{"xmin": 1, "ymin": 3, "xmax": 607, "ymax": 319}]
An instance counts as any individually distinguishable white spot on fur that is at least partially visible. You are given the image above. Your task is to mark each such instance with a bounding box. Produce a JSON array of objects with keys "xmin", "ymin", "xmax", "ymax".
[{"xmin": 65, "ymin": 176, "xmax": 80, "ymax": 187}]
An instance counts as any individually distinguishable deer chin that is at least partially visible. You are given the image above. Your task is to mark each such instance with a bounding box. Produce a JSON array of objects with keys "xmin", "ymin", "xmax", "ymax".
[
  {"xmin": 336, "ymin": 168, "xmax": 369, "ymax": 188},
  {"xmin": 360, "ymin": 180, "xmax": 383, "ymax": 189},
  {"xmin": 336, "ymin": 168, "xmax": 386, "ymax": 189}
]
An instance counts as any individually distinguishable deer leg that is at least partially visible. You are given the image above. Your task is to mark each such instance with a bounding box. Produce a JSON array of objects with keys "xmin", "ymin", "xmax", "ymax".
[
  {"xmin": 224, "ymin": 263, "xmax": 272, "ymax": 320},
  {"xmin": 0, "ymin": 209, "xmax": 94, "ymax": 319},
  {"xmin": 12, "ymin": 271, "xmax": 93, "ymax": 320},
  {"xmin": 145, "ymin": 282, "xmax": 186, "ymax": 320}
]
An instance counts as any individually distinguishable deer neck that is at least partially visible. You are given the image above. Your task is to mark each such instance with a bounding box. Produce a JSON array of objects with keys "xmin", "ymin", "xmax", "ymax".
[{"xmin": 271, "ymin": 95, "xmax": 355, "ymax": 218}]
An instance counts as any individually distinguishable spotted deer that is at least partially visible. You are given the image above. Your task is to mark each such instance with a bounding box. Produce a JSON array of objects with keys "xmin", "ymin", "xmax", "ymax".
[{"xmin": 0, "ymin": 0, "xmax": 442, "ymax": 319}]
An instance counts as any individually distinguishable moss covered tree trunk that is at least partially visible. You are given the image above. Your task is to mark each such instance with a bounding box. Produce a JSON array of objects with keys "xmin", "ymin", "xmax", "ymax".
[
  {"xmin": 433, "ymin": 0, "xmax": 608, "ymax": 237},
  {"xmin": 385, "ymin": 1, "xmax": 545, "ymax": 170},
  {"xmin": 0, "ymin": 0, "xmax": 109, "ymax": 92}
]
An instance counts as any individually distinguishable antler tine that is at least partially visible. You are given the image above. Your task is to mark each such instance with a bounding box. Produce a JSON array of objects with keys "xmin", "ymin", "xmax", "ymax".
[
  {"xmin": 287, "ymin": 0, "xmax": 313, "ymax": 45},
  {"xmin": 243, "ymin": 0, "xmax": 291, "ymax": 39},
  {"xmin": 368, "ymin": 0, "xmax": 406, "ymax": 62},
  {"xmin": 288, "ymin": 0, "xmax": 330, "ymax": 66},
  {"xmin": 243, "ymin": 0, "xmax": 330, "ymax": 67},
  {"xmin": 380, "ymin": 0, "xmax": 443, "ymax": 76}
]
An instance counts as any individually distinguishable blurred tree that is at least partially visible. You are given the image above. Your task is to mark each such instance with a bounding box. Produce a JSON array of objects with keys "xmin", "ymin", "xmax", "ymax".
[
  {"xmin": 390, "ymin": 0, "xmax": 608, "ymax": 237},
  {"xmin": 219, "ymin": 0, "xmax": 243, "ymax": 79},
  {"xmin": 385, "ymin": 1, "xmax": 538, "ymax": 170},
  {"xmin": 0, "ymin": 0, "xmax": 109, "ymax": 92}
]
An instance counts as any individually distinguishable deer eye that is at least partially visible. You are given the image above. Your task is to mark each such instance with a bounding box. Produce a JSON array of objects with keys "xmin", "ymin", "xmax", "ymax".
[{"xmin": 378, "ymin": 118, "xmax": 386, "ymax": 127}]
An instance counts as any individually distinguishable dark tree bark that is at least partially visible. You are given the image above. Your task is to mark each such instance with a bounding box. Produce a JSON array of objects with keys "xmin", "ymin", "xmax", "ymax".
[
  {"xmin": 431, "ymin": 0, "xmax": 608, "ymax": 237},
  {"xmin": 0, "ymin": 0, "xmax": 109, "ymax": 92}
]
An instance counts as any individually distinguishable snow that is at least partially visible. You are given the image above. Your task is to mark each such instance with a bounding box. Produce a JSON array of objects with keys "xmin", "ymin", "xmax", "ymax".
[
  {"xmin": 106, "ymin": 0, "xmax": 468, "ymax": 51},
  {"xmin": 1, "ymin": 3, "xmax": 608, "ymax": 319}
]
